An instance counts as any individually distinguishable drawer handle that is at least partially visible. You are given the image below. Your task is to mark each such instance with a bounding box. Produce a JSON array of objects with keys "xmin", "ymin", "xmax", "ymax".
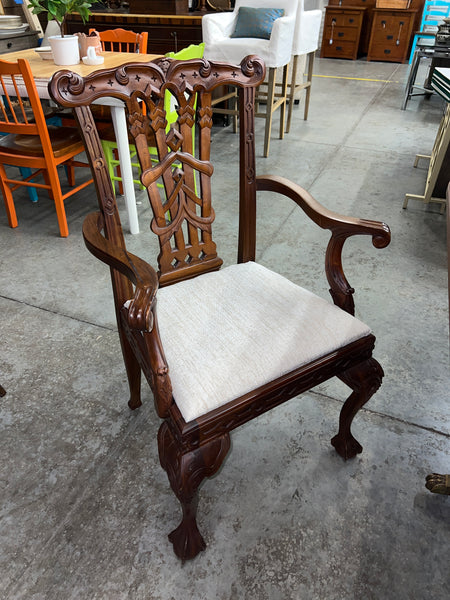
[
  {"xmin": 387, "ymin": 35, "xmax": 393, "ymax": 40},
  {"xmin": 7, "ymin": 42, "xmax": 12, "ymax": 49},
  {"xmin": 384, "ymin": 49, "xmax": 391, "ymax": 54},
  {"xmin": 381, "ymin": 20, "xmax": 386, "ymax": 28},
  {"xmin": 337, "ymin": 46, "xmax": 343, "ymax": 51},
  {"xmin": 170, "ymin": 31, "xmax": 178, "ymax": 53},
  {"xmin": 397, "ymin": 22, "xmax": 403, "ymax": 45},
  {"xmin": 338, "ymin": 32, "xmax": 344, "ymax": 37},
  {"xmin": 329, "ymin": 19, "xmax": 336, "ymax": 45},
  {"xmin": 349, "ymin": 18, "xmax": 354, "ymax": 23}
]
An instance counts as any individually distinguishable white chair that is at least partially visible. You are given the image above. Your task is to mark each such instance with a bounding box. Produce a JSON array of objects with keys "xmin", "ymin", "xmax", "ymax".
[
  {"xmin": 202, "ymin": 0, "xmax": 297, "ymax": 157},
  {"xmin": 285, "ymin": 0, "xmax": 322, "ymax": 132}
]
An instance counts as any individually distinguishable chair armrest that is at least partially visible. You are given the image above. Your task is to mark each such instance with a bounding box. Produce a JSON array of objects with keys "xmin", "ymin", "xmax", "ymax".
[
  {"xmin": 82, "ymin": 211, "xmax": 159, "ymax": 332},
  {"xmin": 266, "ymin": 14, "xmax": 297, "ymax": 68},
  {"xmin": 256, "ymin": 175, "xmax": 391, "ymax": 314},
  {"xmin": 202, "ymin": 12, "xmax": 237, "ymax": 45},
  {"xmin": 294, "ymin": 10, "xmax": 323, "ymax": 55}
]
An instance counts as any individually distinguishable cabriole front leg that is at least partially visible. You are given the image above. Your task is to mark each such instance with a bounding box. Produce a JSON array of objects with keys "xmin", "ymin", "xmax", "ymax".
[
  {"xmin": 158, "ymin": 421, "xmax": 231, "ymax": 560},
  {"xmin": 331, "ymin": 357, "xmax": 384, "ymax": 460}
]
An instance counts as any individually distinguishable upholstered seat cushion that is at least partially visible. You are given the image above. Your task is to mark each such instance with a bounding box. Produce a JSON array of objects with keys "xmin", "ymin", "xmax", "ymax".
[{"xmin": 156, "ymin": 262, "xmax": 371, "ymax": 423}]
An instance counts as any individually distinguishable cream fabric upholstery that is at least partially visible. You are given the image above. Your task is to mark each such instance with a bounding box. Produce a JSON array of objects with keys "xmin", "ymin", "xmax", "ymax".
[
  {"xmin": 156, "ymin": 262, "xmax": 371, "ymax": 423},
  {"xmin": 293, "ymin": 0, "xmax": 322, "ymax": 55},
  {"xmin": 202, "ymin": 0, "xmax": 298, "ymax": 69}
]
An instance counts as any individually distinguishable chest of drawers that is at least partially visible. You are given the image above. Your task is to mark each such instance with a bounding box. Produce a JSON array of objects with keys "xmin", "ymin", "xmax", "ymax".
[
  {"xmin": 321, "ymin": 7, "xmax": 367, "ymax": 60},
  {"xmin": 0, "ymin": 31, "xmax": 39, "ymax": 55},
  {"xmin": 367, "ymin": 8, "xmax": 416, "ymax": 62}
]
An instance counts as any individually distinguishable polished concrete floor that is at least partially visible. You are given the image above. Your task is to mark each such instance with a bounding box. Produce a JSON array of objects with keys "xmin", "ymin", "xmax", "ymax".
[{"xmin": 1, "ymin": 56, "xmax": 449, "ymax": 599}]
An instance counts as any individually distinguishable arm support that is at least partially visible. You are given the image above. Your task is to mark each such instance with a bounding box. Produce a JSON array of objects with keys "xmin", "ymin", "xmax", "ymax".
[
  {"xmin": 256, "ymin": 175, "xmax": 391, "ymax": 314},
  {"xmin": 83, "ymin": 211, "xmax": 159, "ymax": 331}
]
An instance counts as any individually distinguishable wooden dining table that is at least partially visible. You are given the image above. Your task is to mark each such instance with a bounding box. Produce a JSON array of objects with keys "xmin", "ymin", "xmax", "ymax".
[{"xmin": 0, "ymin": 48, "xmax": 160, "ymax": 235}]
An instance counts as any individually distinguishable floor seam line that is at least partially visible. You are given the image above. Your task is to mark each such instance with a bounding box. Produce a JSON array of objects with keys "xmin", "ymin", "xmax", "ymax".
[
  {"xmin": 0, "ymin": 294, "xmax": 116, "ymax": 332},
  {"xmin": 310, "ymin": 389, "xmax": 450, "ymax": 439}
]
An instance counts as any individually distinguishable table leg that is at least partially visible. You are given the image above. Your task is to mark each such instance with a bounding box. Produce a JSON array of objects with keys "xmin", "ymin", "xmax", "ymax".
[{"xmin": 110, "ymin": 104, "xmax": 140, "ymax": 235}]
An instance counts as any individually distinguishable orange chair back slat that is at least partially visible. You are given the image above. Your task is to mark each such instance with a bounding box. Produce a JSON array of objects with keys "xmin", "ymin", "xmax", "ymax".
[
  {"xmin": 89, "ymin": 28, "xmax": 148, "ymax": 54},
  {"xmin": 0, "ymin": 59, "xmax": 54, "ymax": 160}
]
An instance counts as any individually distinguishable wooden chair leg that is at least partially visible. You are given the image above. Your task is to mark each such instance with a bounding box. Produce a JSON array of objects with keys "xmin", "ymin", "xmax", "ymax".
[
  {"xmin": 331, "ymin": 357, "xmax": 384, "ymax": 460},
  {"xmin": 279, "ymin": 64, "xmax": 288, "ymax": 141},
  {"xmin": 286, "ymin": 54, "xmax": 298, "ymax": 134},
  {"xmin": 304, "ymin": 51, "xmax": 315, "ymax": 121},
  {"xmin": 19, "ymin": 167, "xmax": 39, "ymax": 202},
  {"xmin": 45, "ymin": 167, "xmax": 69, "ymax": 237},
  {"xmin": 0, "ymin": 163, "xmax": 18, "ymax": 228},
  {"xmin": 263, "ymin": 68, "xmax": 276, "ymax": 158},
  {"xmin": 158, "ymin": 421, "xmax": 231, "ymax": 560},
  {"xmin": 65, "ymin": 159, "xmax": 76, "ymax": 187},
  {"xmin": 117, "ymin": 322, "xmax": 143, "ymax": 410}
]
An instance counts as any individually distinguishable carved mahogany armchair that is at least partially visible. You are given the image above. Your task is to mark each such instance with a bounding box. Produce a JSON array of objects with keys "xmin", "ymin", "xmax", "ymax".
[{"xmin": 50, "ymin": 55, "xmax": 391, "ymax": 561}]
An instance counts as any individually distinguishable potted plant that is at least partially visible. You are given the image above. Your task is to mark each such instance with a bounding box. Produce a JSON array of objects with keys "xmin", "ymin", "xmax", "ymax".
[{"xmin": 28, "ymin": 0, "xmax": 93, "ymax": 65}]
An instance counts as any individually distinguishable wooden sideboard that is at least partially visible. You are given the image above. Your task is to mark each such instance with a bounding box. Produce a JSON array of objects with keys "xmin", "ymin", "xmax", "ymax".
[
  {"xmin": 321, "ymin": 0, "xmax": 425, "ymax": 62},
  {"xmin": 65, "ymin": 11, "xmax": 204, "ymax": 54}
]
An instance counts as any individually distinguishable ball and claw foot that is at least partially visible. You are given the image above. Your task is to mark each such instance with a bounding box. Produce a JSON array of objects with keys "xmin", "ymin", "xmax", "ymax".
[
  {"xmin": 168, "ymin": 519, "xmax": 206, "ymax": 561},
  {"xmin": 331, "ymin": 433, "xmax": 363, "ymax": 460},
  {"xmin": 425, "ymin": 473, "xmax": 450, "ymax": 495}
]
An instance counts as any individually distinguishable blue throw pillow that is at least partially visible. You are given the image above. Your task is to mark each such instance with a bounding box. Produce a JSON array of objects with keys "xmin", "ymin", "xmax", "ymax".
[{"xmin": 231, "ymin": 7, "xmax": 285, "ymax": 40}]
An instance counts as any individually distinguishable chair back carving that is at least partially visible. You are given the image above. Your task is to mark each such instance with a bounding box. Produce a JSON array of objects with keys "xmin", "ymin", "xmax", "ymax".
[{"xmin": 50, "ymin": 55, "xmax": 266, "ymax": 286}]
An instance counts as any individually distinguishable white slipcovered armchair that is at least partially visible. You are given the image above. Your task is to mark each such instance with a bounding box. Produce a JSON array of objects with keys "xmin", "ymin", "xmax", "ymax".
[
  {"xmin": 202, "ymin": 0, "xmax": 297, "ymax": 157},
  {"xmin": 286, "ymin": 0, "xmax": 323, "ymax": 132}
]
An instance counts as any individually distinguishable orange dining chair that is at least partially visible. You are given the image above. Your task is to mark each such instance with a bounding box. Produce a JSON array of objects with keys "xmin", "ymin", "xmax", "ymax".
[
  {"xmin": 0, "ymin": 58, "xmax": 93, "ymax": 237},
  {"xmin": 89, "ymin": 28, "xmax": 148, "ymax": 54}
]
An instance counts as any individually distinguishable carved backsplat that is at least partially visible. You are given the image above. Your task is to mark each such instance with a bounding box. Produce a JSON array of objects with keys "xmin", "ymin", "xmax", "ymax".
[{"xmin": 50, "ymin": 56, "xmax": 266, "ymax": 287}]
